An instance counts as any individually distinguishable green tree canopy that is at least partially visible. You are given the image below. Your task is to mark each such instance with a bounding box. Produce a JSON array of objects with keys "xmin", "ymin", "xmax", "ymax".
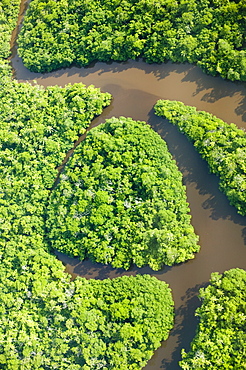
[
  {"xmin": 0, "ymin": 71, "xmax": 176, "ymax": 370},
  {"xmin": 0, "ymin": 0, "xmax": 21, "ymax": 79},
  {"xmin": 180, "ymin": 268, "xmax": 246, "ymax": 369},
  {"xmin": 18, "ymin": 0, "xmax": 246, "ymax": 81},
  {"xmin": 155, "ymin": 99, "xmax": 246, "ymax": 216},
  {"xmin": 0, "ymin": 36, "xmax": 175, "ymax": 367},
  {"xmin": 0, "ymin": 0, "xmax": 21, "ymax": 59},
  {"xmin": 0, "ymin": 241, "xmax": 174, "ymax": 369},
  {"xmin": 46, "ymin": 116, "xmax": 200, "ymax": 270},
  {"xmin": 0, "ymin": 78, "xmax": 111, "ymax": 244}
]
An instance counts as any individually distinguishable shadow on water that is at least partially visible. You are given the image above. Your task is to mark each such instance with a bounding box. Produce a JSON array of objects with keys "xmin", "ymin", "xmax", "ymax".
[
  {"xmin": 54, "ymin": 250, "xmax": 174, "ymax": 281},
  {"xmin": 50, "ymin": 83, "xmax": 246, "ymax": 369},
  {"xmin": 242, "ymin": 227, "xmax": 246, "ymax": 245},
  {"xmin": 11, "ymin": 2, "xmax": 246, "ymax": 368},
  {"xmin": 148, "ymin": 108, "xmax": 246, "ymax": 250},
  {"xmin": 12, "ymin": 51, "xmax": 193, "ymax": 83},
  {"xmin": 235, "ymin": 96, "xmax": 246, "ymax": 124},
  {"xmin": 11, "ymin": 50, "xmax": 246, "ymax": 127},
  {"xmin": 181, "ymin": 65, "xmax": 246, "ymax": 124},
  {"xmin": 148, "ymin": 109, "xmax": 246, "ymax": 226},
  {"xmin": 160, "ymin": 283, "xmax": 207, "ymax": 370},
  {"xmin": 54, "ymin": 249, "xmax": 206, "ymax": 370}
]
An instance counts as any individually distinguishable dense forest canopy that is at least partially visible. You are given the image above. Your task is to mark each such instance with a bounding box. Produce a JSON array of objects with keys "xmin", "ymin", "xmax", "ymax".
[
  {"xmin": 0, "ymin": 79, "xmax": 111, "ymax": 244},
  {"xmin": 155, "ymin": 99, "xmax": 246, "ymax": 216},
  {"xmin": 0, "ymin": 77, "xmax": 176, "ymax": 367},
  {"xmin": 0, "ymin": 247, "xmax": 174, "ymax": 370},
  {"xmin": 46, "ymin": 117, "xmax": 200, "ymax": 270},
  {"xmin": 0, "ymin": 0, "xmax": 21, "ymax": 79},
  {"xmin": 0, "ymin": 5, "xmax": 177, "ymax": 368},
  {"xmin": 18, "ymin": 0, "xmax": 246, "ymax": 80},
  {"xmin": 180, "ymin": 268, "xmax": 246, "ymax": 369},
  {"xmin": 1, "ymin": 0, "xmax": 246, "ymax": 368},
  {"xmin": 0, "ymin": 0, "xmax": 20, "ymax": 59}
]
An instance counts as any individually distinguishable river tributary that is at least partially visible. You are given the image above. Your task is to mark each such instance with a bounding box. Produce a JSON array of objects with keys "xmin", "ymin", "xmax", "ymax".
[{"xmin": 10, "ymin": 5, "xmax": 246, "ymax": 368}]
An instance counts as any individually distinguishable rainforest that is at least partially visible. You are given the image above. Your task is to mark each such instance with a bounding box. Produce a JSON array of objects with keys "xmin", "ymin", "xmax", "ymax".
[
  {"xmin": 18, "ymin": 0, "xmax": 245, "ymax": 81},
  {"xmin": 0, "ymin": 0, "xmax": 246, "ymax": 369}
]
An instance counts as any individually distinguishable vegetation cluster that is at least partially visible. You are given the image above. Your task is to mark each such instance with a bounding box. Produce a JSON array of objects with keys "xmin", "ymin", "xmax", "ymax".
[
  {"xmin": 180, "ymin": 268, "xmax": 246, "ymax": 369},
  {"xmin": 46, "ymin": 117, "xmax": 200, "ymax": 270},
  {"xmin": 155, "ymin": 99, "xmax": 246, "ymax": 216},
  {"xmin": 0, "ymin": 0, "xmax": 20, "ymax": 59},
  {"xmin": 0, "ymin": 79, "xmax": 111, "ymax": 245},
  {"xmin": 0, "ymin": 246, "xmax": 174, "ymax": 370},
  {"xmin": 18, "ymin": 0, "xmax": 246, "ymax": 81},
  {"xmin": 0, "ymin": 20, "xmax": 176, "ymax": 365},
  {"xmin": 0, "ymin": 0, "xmax": 21, "ymax": 78},
  {"xmin": 1, "ymin": 1, "xmax": 246, "ymax": 368},
  {"xmin": 0, "ymin": 76, "xmax": 176, "ymax": 368}
]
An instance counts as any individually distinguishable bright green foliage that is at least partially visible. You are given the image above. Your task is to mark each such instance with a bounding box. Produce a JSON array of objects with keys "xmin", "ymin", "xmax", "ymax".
[
  {"xmin": 0, "ymin": 79, "xmax": 111, "ymax": 244},
  {"xmin": 71, "ymin": 274, "xmax": 174, "ymax": 370},
  {"xmin": 0, "ymin": 71, "xmax": 175, "ymax": 369},
  {"xmin": 0, "ymin": 0, "xmax": 21, "ymax": 79},
  {"xmin": 0, "ymin": 10, "xmax": 175, "ymax": 368},
  {"xmin": 0, "ymin": 249, "xmax": 174, "ymax": 370},
  {"xmin": 180, "ymin": 268, "xmax": 246, "ymax": 369},
  {"xmin": 0, "ymin": 60, "xmax": 12, "ymax": 81},
  {"xmin": 46, "ymin": 117, "xmax": 199, "ymax": 270},
  {"xmin": 155, "ymin": 99, "xmax": 246, "ymax": 216},
  {"xmin": 18, "ymin": 0, "xmax": 246, "ymax": 81},
  {"xmin": 0, "ymin": 0, "xmax": 21, "ymax": 59}
]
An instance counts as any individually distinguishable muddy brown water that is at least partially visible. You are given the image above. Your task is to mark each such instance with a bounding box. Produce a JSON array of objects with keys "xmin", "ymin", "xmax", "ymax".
[{"xmin": 10, "ymin": 3, "xmax": 246, "ymax": 368}]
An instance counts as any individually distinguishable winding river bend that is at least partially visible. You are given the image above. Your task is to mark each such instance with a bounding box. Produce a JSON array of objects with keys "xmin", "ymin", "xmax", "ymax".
[{"xmin": 10, "ymin": 3, "xmax": 246, "ymax": 369}]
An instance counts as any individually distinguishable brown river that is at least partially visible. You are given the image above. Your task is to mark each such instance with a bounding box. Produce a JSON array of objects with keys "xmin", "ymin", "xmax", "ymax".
[{"xmin": 10, "ymin": 2, "xmax": 246, "ymax": 368}]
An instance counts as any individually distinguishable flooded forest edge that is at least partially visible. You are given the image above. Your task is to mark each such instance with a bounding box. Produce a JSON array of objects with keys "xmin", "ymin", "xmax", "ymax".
[{"xmin": 2, "ymin": 0, "xmax": 246, "ymax": 369}]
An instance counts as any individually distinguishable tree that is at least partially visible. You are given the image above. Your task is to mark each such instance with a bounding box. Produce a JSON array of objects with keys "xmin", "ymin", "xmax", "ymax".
[{"xmin": 155, "ymin": 99, "xmax": 246, "ymax": 216}]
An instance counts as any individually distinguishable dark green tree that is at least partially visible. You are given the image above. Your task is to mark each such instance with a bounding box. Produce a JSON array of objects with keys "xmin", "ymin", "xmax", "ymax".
[
  {"xmin": 180, "ymin": 268, "xmax": 246, "ymax": 369},
  {"xmin": 155, "ymin": 99, "xmax": 246, "ymax": 216},
  {"xmin": 46, "ymin": 116, "xmax": 200, "ymax": 270},
  {"xmin": 18, "ymin": 0, "xmax": 246, "ymax": 81}
]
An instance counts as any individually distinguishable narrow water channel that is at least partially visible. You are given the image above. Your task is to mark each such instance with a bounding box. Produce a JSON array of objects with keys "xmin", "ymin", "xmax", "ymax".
[{"xmin": 10, "ymin": 2, "xmax": 246, "ymax": 369}]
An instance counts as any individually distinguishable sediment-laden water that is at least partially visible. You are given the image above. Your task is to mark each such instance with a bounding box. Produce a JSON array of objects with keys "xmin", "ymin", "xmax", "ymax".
[{"xmin": 10, "ymin": 2, "xmax": 246, "ymax": 368}]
